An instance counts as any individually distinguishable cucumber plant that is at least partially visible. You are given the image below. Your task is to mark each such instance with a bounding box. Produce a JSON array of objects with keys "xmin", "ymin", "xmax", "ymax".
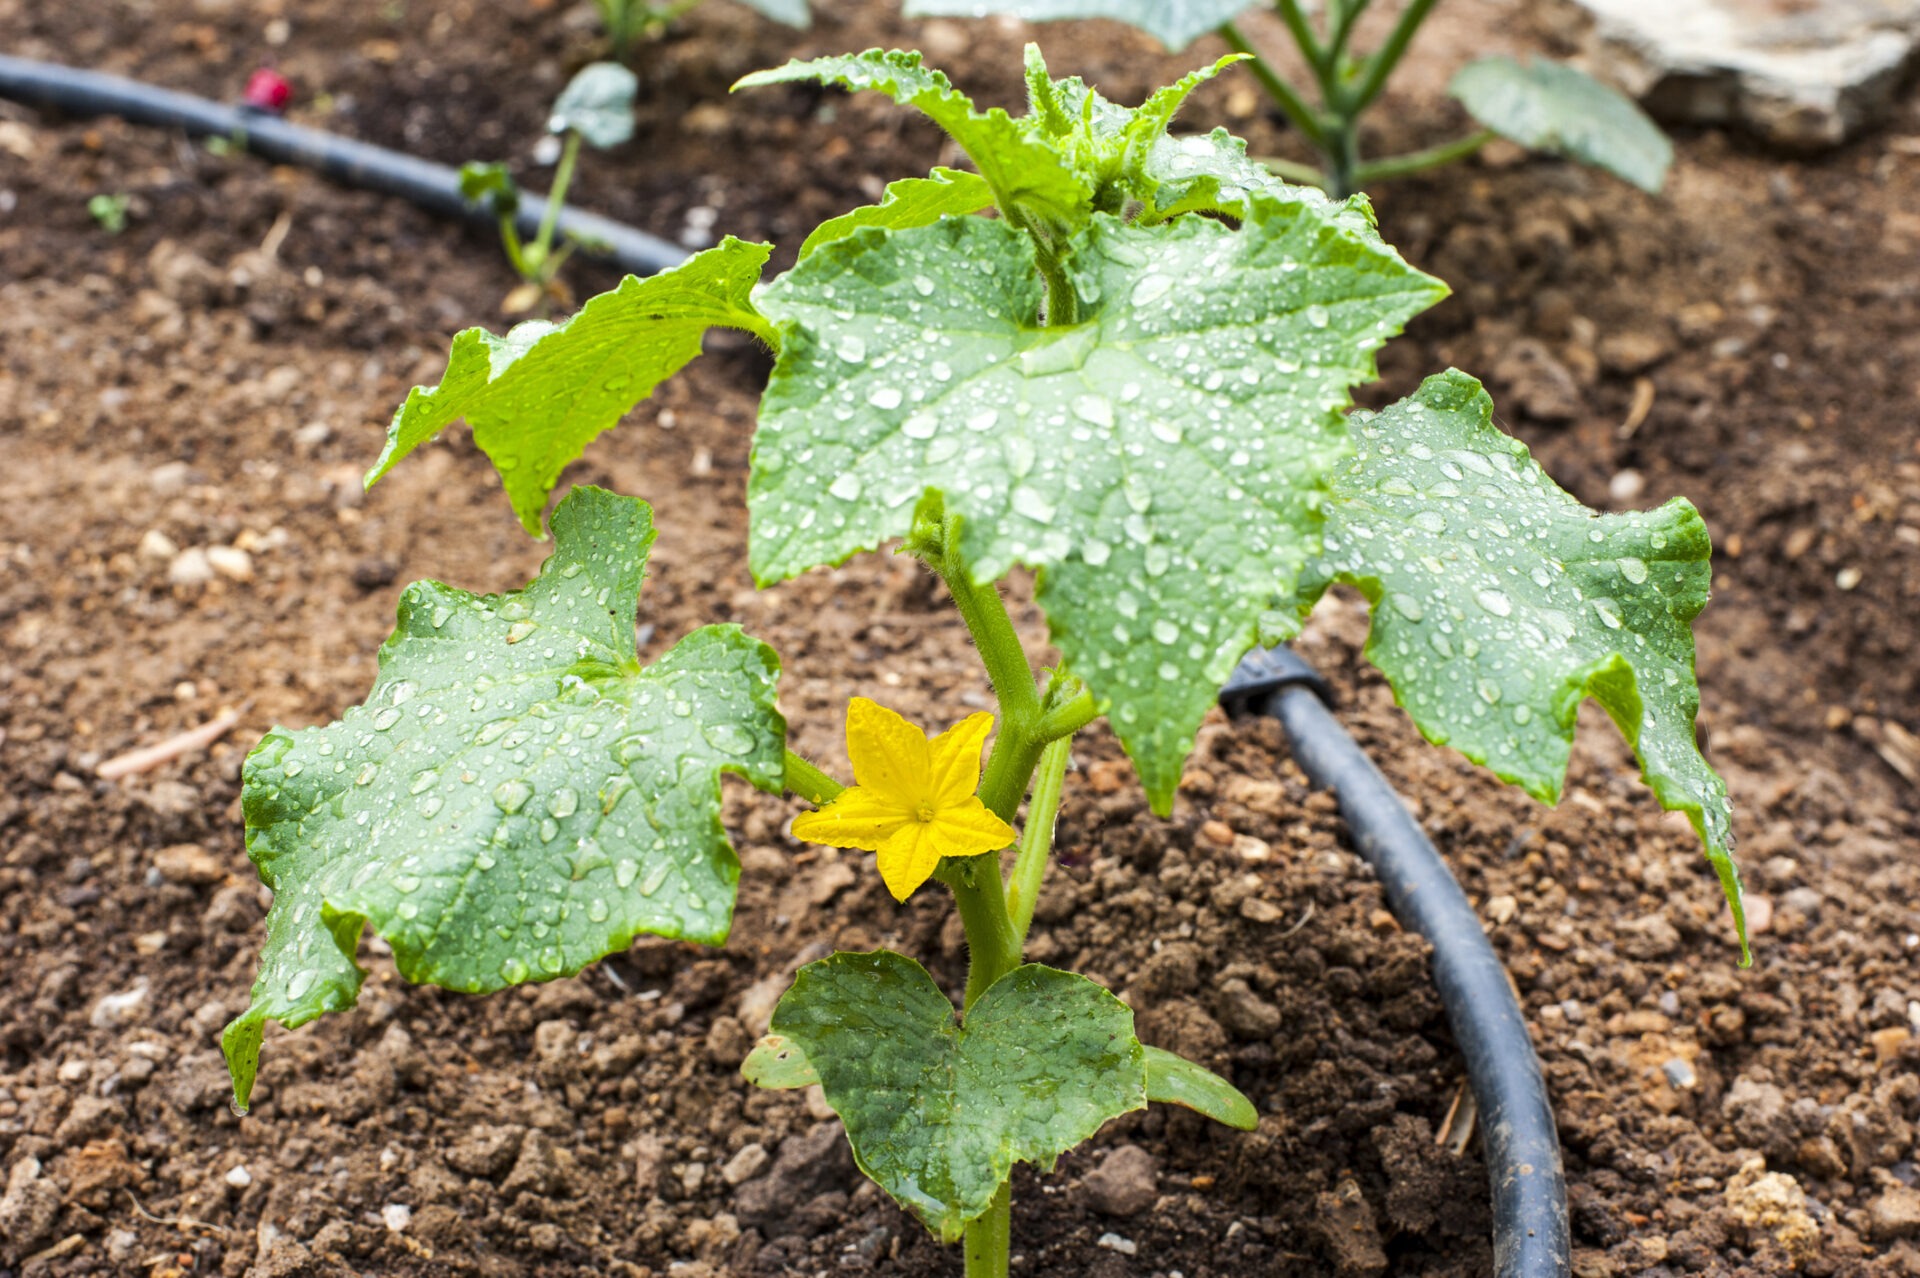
[
  {"xmin": 224, "ymin": 45, "xmax": 1742, "ymax": 1276},
  {"xmin": 904, "ymin": 0, "xmax": 1672, "ymax": 197},
  {"xmin": 459, "ymin": 61, "xmax": 637, "ymax": 314}
]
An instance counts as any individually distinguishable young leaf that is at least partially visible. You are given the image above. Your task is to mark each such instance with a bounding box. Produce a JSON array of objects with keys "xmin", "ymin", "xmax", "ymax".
[
  {"xmin": 458, "ymin": 161, "xmax": 521, "ymax": 217},
  {"xmin": 735, "ymin": 50, "xmax": 1089, "ymax": 231},
  {"xmin": 1449, "ymin": 57, "xmax": 1672, "ymax": 195},
  {"xmin": 751, "ymin": 202, "xmax": 1445, "ymax": 809},
  {"xmin": 902, "ymin": 0, "xmax": 1255, "ymax": 52},
  {"xmin": 1300, "ymin": 370, "xmax": 1744, "ymax": 952},
  {"xmin": 549, "ymin": 61, "xmax": 639, "ymax": 148},
  {"xmin": 764, "ymin": 950, "xmax": 1145, "ymax": 1241},
  {"xmin": 799, "ymin": 167, "xmax": 994, "ymax": 259},
  {"xmin": 221, "ymin": 488, "xmax": 786, "ymax": 1109},
  {"xmin": 1143, "ymin": 1046, "xmax": 1257, "ymax": 1130},
  {"xmin": 366, "ymin": 237, "xmax": 773, "ymax": 536}
]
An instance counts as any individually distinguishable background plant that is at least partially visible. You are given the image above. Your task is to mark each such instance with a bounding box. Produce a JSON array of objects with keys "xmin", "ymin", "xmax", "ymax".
[
  {"xmin": 224, "ymin": 45, "xmax": 1742, "ymax": 1278},
  {"xmin": 594, "ymin": 0, "xmax": 811, "ymax": 60},
  {"xmin": 903, "ymin": 0, "xmax": 1672, "ymax": 196},
  {"xmin": 458, "ymin": 61, "xmax": 636, "ymax": 313}
]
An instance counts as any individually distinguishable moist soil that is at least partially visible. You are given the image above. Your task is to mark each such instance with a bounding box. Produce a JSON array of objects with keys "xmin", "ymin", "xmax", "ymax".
[{"xmin": 2, "ymin": 1, "xmax": 1918, "ymax": 1275}]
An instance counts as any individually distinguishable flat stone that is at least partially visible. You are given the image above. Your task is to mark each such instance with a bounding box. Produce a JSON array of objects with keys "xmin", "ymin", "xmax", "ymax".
[{"xmin": 1552, "ymin": 0, "xmax": 1920, "ymax": 148}]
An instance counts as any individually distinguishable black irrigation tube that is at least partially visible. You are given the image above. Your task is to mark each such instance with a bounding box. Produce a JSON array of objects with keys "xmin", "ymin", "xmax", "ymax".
[
  {"xmin": 3, "ymin": 49, "xmax": 1569, "ymax": 1276},
  {"xmin": 1222, "ymin": 646, "xmax": 1571, "ymax": 1278},
  {"xmin": 0, "ymin": 54, "xmax": 690, "ymax": 279}
]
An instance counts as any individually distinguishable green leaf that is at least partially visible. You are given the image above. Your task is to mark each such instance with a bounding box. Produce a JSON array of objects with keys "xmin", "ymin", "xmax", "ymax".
[
  {"xmin": 800, "ymin": 167, "xmax": 994, "ymax": 259},
  {"xmin": 750, "ymin": 202, "xmax": 1445, "ymax": 810},
  {"xmin": 549, "ymin": 61, "xmax": 638, "ymax": 148},
  {"xmin": 902, "ymin": 0, "xmax": 1255, "ymax": 51},
  {"xmin": 366, "ymin": 237, "xmax": 772, "ymax": 536},
  {"xmin": 735, "ymin": 50, "xmax": 1089, "ymax": 231},
  {"xmin": 1143, "ymin": 1045, "xmax": 1257, "ymax": 1129},
  {"xmin": 1449, "ymin": 57, "xmax": 1671, "ymax": 194},
  {"xmin": 221, "ymin": 488, "xmax": 786, "ymax": 1109},
  {"xmin": 764, "ymin": 951, "xmax": 1145, "ymax": 1240},
  {"xmin": 458, "ymin": 162, "xmax": 521, "ymax": 217},
  {"xmin": 1301, "ymin": 370, "xmax": 1744, "ymax": 954},
  {"xmin": 736, "ymin": 0, "xmax": 811, "ymax": 23}
]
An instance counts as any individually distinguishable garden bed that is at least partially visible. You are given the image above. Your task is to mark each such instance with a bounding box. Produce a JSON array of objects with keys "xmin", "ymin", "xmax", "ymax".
[{"xmin": 2, "ymin": 1, "xmax": 1917, "ymax": 1275}]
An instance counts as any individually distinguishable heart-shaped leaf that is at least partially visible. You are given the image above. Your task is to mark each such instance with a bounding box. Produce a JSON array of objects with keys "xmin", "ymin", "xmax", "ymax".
[
  {"xmin": 1450, "ymin": 57, "xmax": 1671, "ymax": 194},
  {"xmin": 1301, "ymin": 369, "xmax": 1743, "ymax": 952},
  {"xmin": 549, "ymin": 61, "xmax": 638, "ymax": 148},
  {"xmin": 750, "ymin": 201, "xmax": 1445, "ymax": 809},
  {"xmin": 222, "ymin": 488, "xmax": 786, "ymax": 1109},
  {"xmin": 764, "ymin": 950, "xmax": 1146, "ymax": 1240}
]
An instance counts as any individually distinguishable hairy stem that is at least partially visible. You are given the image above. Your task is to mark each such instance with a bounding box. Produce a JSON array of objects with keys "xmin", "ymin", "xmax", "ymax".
[
  {"xmin": 1007, "ymin": 735, "xmax": 1070, "ymax": 944},
  {"xmin": 782, "ymin": 750, "xmax": 844, "ymax": 805}
]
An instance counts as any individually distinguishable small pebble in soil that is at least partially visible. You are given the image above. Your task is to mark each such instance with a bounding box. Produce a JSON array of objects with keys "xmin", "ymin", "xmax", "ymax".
[
  {"xmin": 383, "ymin": 1203, "xmax": 412, "ymax": 1232},
  {"xmin": 1097, "ymin": 1233, "xmax": 1137, "ymax": 1255},
  {"xmin": 1663, "ymin": 1058, "xmax": 1698, "ymax": 1090},
  {"xmin": 225, "ymin": 1165, "xmax": 252, "ymax": 1188}
]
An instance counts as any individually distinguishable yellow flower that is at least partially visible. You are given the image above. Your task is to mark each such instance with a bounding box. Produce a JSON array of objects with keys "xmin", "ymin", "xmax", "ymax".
[{"xmin": 792, "ymin": 697, "xmax": 1017, "ymax": 902}]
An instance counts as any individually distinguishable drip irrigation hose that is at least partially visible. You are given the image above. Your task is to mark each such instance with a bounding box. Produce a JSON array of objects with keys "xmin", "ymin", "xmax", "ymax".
[
  {"xmin": 1221, "ymin": 646, "xmax": 1571, "ymax": 1278},
  {"xmin": 0, "ymin": 54, "xmax": 689, "ymax": 278}
]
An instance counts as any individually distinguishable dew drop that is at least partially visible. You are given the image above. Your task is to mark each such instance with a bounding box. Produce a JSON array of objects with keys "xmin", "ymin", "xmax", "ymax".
[
  {"xmin": 1130, "ymin": 274, "xmax": 1173, "ymax": 306},
  {"xmin": 1304, "ymin": 303, "xmax": 1330, "ymax": 329},
  {"xmin": 1389, "ymin": 594, "xmax": 1425, "ymax": 622},
  {"xmin": 1618, "ymin": 557, "xmax": 1649, "ymax": 584},
  {"xmin": 500, "ymin": 957, "xmax": 529, "ymax": 983},
  {"xmin": 836, "ymin": 335, "xmax": 867, "ymax": 363},
  {"xmin": 829, "ymin": 473, "xmax": 863, "ymax": 502},
  {"xmin": 547, "ymin": 786, "xmax": 579, "ymax": 819},
  {"xmin": 902, "ymin": 412, "xmax": 938, "ymax": 440},
  {"xmin": 703, "ymin": 722, "xmax": 757, "ymax": 756},
  {"xmin": 286, "ymin": 969, "xmax": 316, "ymax": 1000},
  {"xmin": 639, "ymin": 863, "xmax": 671, "ymax": 897},
  {"xmin": 492, "ymin": 779, "xmax": 533, "ymax": 813},
  {"xmin": 1152, "ymin": 618, "xmax": 1180, "ymax": 644},
  {"xmin": 868, "ymin": 386, "xmax": 903, "ymax": 410},
  {"xmin": 1474, "ymin": 588, "xmax": 1513, "ymax": 618}
]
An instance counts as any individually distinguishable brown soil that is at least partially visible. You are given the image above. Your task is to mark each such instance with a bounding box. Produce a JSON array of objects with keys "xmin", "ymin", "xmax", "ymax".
[{"xmin": 3, "ymin": 1, "xmax": 1918, "ymax": 1276}]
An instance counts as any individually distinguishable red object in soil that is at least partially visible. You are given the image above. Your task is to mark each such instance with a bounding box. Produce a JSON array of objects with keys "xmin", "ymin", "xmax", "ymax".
[{"xmin": 243, "ymin": 68, "xmax": 292, "ymax": 113}]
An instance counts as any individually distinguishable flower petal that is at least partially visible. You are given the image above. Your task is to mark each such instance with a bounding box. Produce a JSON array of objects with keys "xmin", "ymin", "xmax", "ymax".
[
  {"xmin": 791, "ymin": 786, "xmax": 912, "ymax": 852},
  {"xmin": 845, "ymin": 697, "xmax": 933, "ymax": 810},
  {"xmin": 876, "ymin": 822, "xmax": 943, "ymax": 902},
  {"xmin": 927, "ymin": 711, "xmax": 996, "ymax": 809},
  {"xmin": 927, "ymin": 796, "xmax": 1017, "ymax": 860}
]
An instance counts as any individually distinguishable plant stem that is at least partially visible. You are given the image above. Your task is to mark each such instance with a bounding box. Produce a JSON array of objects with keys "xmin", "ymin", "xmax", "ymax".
[
  {"xmin": 533, "ymin": 131, "xmax": 582, "ymax": 272},
  {"xmin": 1346, "ymin": 0, "xmax": 1437, "ymax": 117},
  {"xmin": 1257, "ymin": 155, "xmax": 1332, "ymax": 187},
  {"xmin": 1006, "ymin": 735, "xmax": 1070, "ymax": 944},
  {"xmin": 964, "ymin": 1183, "xmax": 1012, "ymax": 1278},
  {"xmin": 782, "ymin": 750, "xmax": 844, "ymax": 805},
  {"xmin": 1275, "ymin": 0, "xmax": 1328, "ymax": 78},
  {"xmin": 1350, "ymin": 128, "xmax": 1496, "ymax": 185},
  {"xmin": 1216, "ymin": 22, "xmax": 1328, "ymax": 154}
]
